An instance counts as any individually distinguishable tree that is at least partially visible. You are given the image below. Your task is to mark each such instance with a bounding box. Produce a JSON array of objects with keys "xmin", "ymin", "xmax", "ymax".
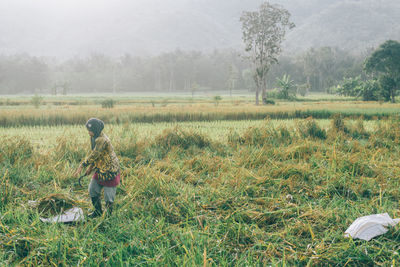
[
  {"xmin": 338, "ymin": 77, "xmax": 380, "ymax": 101},
  {"xmin": 364, "ymin": 40, "xmax": 400, "ymax": 103},
  {"xmin": 240, "ymin": 2, "xmax": 294, "ymax": 105},
  {"xmin": 276, "ymin": 74, "xmax": 296, "ymax": 99},
  {"xmin": 338, "ymin": 76, "xmax": 362, "ymax": 97},
  {"xmin": 358, "ymin": 79, "xmax": 380, "ymax": 101}
]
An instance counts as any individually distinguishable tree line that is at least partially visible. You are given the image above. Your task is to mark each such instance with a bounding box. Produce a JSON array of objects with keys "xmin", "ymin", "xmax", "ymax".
[{"xmin": 0, "ymin": 47, "xmax": 370, "ymax": 96}]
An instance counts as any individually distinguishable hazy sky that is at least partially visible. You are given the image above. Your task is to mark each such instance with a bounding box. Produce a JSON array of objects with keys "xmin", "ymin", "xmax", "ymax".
[
  {"xmin": 1, "ymin": 0, "xmax": 398, "ymax": 58},
  {"xmin": 0, "ymin": 0, "xmax": 151, "ymax": 57},
  {"xmin": 0, "ymin": 0, "xmax": 259, "ymax": 58}
]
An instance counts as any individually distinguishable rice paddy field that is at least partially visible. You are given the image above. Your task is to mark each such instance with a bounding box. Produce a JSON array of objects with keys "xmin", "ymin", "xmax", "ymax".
[{"xmin": 1, "ymin": 95, "xmax": 400, "ymax": 266}]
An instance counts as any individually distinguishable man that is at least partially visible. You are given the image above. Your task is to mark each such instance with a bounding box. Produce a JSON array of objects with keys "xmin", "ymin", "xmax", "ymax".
[{"xmin": 74, "ymin": 118, "xmax": 120, "ymax": 218}]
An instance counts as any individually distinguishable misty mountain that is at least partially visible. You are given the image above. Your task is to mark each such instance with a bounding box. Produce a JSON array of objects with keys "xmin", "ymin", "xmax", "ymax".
[
  {"xmin": 0, "ymin": 0, "xmax": 399, "ymax": 57},
  {"xmin": 284, "ymin": 0, "xmax": 400, "ymax": 53}
]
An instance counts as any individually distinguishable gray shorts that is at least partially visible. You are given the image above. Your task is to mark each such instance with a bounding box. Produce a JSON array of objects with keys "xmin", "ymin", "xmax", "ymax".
[{"xmin": 88, "ymin": 179, "xmax": 117, "ymax": 203}]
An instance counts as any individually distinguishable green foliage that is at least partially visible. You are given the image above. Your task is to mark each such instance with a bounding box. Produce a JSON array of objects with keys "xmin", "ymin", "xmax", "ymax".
[
  {"xmin": 213, "ymin": 95, "xmax": 222, "ymax": 106},
  {"xmin": 31, "ymin": 94, "xmax": 44, "ymax": 108},
  {"xmin": 364, "ymin": 40, "xmax": 400, "ymax": 102},
  {"xmin": 359, "ymin": 79, "xmax": 380, "ymax": 101},
  {"xmin": 262, "ymin": 98, "xmax": 275, "ymax": 105},
  {"xmin": 339, "ymin": 77, "xmax": 382, "ymax": 101},
  {"xmin": 379, "ymin": 75, "xmax": 396, "ymax": 102},
  {"xmin": 338, "ymin": 76, "xmax": 362, "ymax": 97},
  {"xmin": 101, "ymin": 98, "xmax": 116, "ymax": 108},
  {"xmin": 276, "ymin": 74, "xmax": 296, "ymax": 99}
]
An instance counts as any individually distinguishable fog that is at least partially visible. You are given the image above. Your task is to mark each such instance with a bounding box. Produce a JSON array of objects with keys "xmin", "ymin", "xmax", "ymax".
[
  {"xmin": 0, "ymin": 0, "xmax": 261, "ymax": 58},
  {"xmin": 0, "ymin": 0, "xmax": 398, "ymax": 95},
  {"xmin": 1, "ymin": 0, "xmax": 399, "ymax": 58}
]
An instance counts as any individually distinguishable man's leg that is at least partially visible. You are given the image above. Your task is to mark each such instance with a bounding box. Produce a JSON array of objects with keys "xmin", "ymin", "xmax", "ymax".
[
  {"xmin": 103, "ymin": 186, "xmax": 117, "ymax": 216},
  {"xmin": 88, "ymin": 179, "xmax": 103, "ymax": 217}
]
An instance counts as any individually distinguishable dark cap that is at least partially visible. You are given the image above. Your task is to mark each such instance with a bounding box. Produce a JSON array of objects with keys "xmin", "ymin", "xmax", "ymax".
[{"xmin": 85, "ymin": 118, "xmax": 104, "ymax": 138}]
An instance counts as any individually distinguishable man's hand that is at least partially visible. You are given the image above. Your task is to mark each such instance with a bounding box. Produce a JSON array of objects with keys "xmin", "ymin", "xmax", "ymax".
[{"xmin": 74, "ymin": 164, "xmax": 83, "ymax": 178}]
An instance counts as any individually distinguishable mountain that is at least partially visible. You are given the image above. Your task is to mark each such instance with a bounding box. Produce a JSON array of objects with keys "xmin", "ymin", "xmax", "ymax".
[
  {"xmin": 0, "ymin": 0, "xmax": 398, "ymax": 57},
  {"xmin": 284, "ymin": 0, "xmax": 400, "ymax": 53}
]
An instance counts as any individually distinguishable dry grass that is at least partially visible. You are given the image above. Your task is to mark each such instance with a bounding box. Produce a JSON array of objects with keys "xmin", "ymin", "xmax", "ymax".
[
  {"xmin": 1, "ymin": 116, "xmax": 400, "ymax": 265},
  {"xmin": 0, "ymin": 100, "xmax": 399, "ymax": 127}
]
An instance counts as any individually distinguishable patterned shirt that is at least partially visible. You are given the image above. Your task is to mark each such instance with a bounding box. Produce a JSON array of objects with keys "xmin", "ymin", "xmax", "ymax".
[{"xmin": 82, "ymin": 133, "xmax": 120, "ymax": 182}]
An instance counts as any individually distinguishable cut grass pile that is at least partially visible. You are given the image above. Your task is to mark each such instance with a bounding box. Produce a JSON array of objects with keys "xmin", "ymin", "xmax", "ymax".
[
  {"xmin": 1, "ymin": 116, "xmax": 400, "ymax": 265},
  {"xmin": 35, "ymin": 194, "xmax": 77, "ymax": 217}
]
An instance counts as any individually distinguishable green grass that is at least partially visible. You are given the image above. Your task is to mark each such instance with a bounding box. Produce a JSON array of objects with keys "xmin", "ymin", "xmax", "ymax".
[{"xmin": 1, "ymin": 116, "xmax": 400, "ymax": 265}]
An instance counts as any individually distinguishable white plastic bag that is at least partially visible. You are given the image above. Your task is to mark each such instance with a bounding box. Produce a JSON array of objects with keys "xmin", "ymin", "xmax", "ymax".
[
  {"xmin": 40, "ymin": 207, "xmax": 85, "ymax": 223},
  {"xmin": 344, "ymin": 213, "xmax": 400, "ymax": 241}
]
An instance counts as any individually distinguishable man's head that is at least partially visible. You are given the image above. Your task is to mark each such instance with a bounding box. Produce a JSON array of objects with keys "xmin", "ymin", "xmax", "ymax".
[{"xmin": 85, "ymin": 118, "xmax": 104, "ymax": 138}]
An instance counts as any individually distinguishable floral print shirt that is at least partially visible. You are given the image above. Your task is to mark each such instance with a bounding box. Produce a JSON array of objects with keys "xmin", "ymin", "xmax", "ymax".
[{"xmin": 81, "ymin": 133, "xmax": 120, "ymax": 182}]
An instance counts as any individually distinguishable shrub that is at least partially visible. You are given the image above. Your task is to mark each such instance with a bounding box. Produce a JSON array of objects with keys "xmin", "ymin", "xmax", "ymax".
[
  {"xmin": 213, "ymin": 95, "xmax": 222, "ymax": 106},
  {"xmin": 101, "ymin": 99, "xmax": 116, "ymax": 108},
  {"xmin": 262, "ymin": 98, "xmax": 275, "ymax": 105},
  {"xmin": 31, "ymin": 94, "xmax": 44, "ymax": 108}
]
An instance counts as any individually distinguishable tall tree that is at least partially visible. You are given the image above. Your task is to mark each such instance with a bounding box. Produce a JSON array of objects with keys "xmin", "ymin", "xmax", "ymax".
[
  {"xmin": 364, "ymin": 40, "xmax": 400, "ymax": 103},
  {"xmin": 240, "ymin": 2, "xmax": 294, "ymax": 105}
]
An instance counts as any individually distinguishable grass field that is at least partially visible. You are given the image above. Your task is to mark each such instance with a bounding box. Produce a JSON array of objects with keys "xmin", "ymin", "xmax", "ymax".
[
  {"xmin": 1, "ymin": 95, "xmax": 400, "ymax": 265},
  {"xmin": 0, "ymin": 94, "xmax": 400, "ymax": 127}
]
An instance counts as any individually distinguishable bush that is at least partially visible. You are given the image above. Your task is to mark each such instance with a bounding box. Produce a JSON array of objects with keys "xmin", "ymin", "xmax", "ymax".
[
  {"xmin": 31, "ymin": 94, "xmax": 44, "ymax": 108},
  {"xmin": 262, "ymin": 98, "xmax": 275, "ymax": 105},
  {"xmin": 101, "ymin": 99, "xmax": 116, "ymax": 108},
  {"xmin": 213, "ymin": 95, "xmax": 222, "ymax": 106},
  {"xmin": 338, "ymin": 76, "xmax": 362, "ymax": 97}
]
